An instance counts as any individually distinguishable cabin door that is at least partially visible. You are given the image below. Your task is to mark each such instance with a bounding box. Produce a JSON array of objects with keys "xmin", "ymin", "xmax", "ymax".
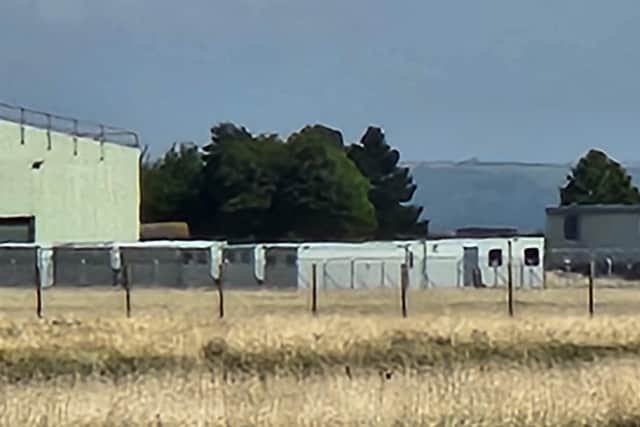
[{"xmin": 462, "ymin": 246, "xmax": 480, "ymax": 287}]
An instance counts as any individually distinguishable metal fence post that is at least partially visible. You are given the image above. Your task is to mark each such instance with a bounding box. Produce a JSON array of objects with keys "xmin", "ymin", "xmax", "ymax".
[
  {"xmin": 350, "ymin": 259, "xmax": 355, "ymax": 289},
  {"xmin": 217, "ymin": 266, "xmax": 225, "ymax": 319},
  {"xmin": 34, "ymin": 254, "xmax": 43, "ymax": 319},
  {"xmin": 507, "ymin": 241, "xmax": 514, "ymax": 317},
  {"xmin": 124, "ymin": 263, "xmax": 132, "ymax": 318},
  {"xmin": 311, "ymin": 263, "xmax": 318, "ymax": 315},
  {"xmin": 400, "ymin": 263, "xmax": 408, "ymax": 318},
  {"xmin": 588, "ymin": 258, "xmax": 595, "ymax": 317}
]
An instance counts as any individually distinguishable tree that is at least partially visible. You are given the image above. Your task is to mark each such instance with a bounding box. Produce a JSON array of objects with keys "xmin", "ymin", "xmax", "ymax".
[
  {"xmin": 199, "ymin": 123, "xmax": 289, "ymax": 239},
  {"xmin": 560, "ymin": 149, "xmax": 640, "ymax": 205},
  {"xmin": 348, "ymin": 126, "xmax": 428, "ymax": 239},
  {"xmin": 140, "ymin": 142, "xmax": 204, "ymax": 224},
  {"xmin": 279, "ymin": 125, "xmax": 377, "ymax": 240}
]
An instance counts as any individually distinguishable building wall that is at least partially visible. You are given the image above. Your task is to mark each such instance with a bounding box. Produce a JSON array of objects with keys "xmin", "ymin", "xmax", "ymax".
[
  {"xmin": 0, "ymin": 120, "xmax": 140, "ymax": 244},
  {"xmin": 546, "ymin": 212, "xmax": 640, "ymax": 249}
]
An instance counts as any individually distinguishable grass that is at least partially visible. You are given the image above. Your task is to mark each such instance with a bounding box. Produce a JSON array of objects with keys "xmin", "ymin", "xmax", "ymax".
[{"xmin": 2, "ymin": 286, "xmax": 640, "ymax": 425}]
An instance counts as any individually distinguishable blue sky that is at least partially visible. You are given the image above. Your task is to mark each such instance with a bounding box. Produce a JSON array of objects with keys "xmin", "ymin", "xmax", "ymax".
[{"xmin": 1, "ymin": 0, "xmax": 639, "ymax": 162}]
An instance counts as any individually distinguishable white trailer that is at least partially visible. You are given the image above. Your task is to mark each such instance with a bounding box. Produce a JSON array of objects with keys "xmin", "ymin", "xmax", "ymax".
[
  {"xmin": 417, "ymin": 237, "xmax": 545, "ymax": 288},
  {"xmin": 297, "ymin": 242, "xmax": 407, "ymax": 290}
]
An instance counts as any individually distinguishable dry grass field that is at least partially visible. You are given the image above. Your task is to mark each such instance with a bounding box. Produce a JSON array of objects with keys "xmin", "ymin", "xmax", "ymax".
[{"xmin": 2, "ymin": 286, "xmax": 640, "ymax": 426}]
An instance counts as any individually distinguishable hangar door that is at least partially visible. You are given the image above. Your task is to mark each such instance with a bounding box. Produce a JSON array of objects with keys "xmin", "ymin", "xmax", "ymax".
[{"xmin": 0, "ymin": 217, "xmax": 35, "ymax": 243}]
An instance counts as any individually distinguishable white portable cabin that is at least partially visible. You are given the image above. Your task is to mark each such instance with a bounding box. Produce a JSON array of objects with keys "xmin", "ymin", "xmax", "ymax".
[
  {"xmin": 422, "ymin": 236, "xmax": 545, "ymax": 288},
  {"xmin": 0, "ymin": 242, "xmax": 53, "ymax": 288},
  {"xmin": 297, "ymin": 242, "xmax": 408, "ymax": 290},
  {"xmin": 116, "ymin": 240, "xmax": 227, "ymax": 287},
  {"xmin": 222, "ymin": 243, "xmax": 299, "ymax": 288}
]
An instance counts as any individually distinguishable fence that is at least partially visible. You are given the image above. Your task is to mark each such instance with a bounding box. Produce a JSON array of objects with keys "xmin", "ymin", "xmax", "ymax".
[
  {"xmin": 6, "ymin": 242, "xmax": 640, "ymax": 319},
  {"xmin": 543, "ymin": 247, "xmax": 640, "ymax": 316},
  {"xmin": 545, "ymin": 247, "xmax": 640, "ymax": 281},
  {"xmin": 0, "ymin": 101, "xmax": 139, "ymax": 148}
]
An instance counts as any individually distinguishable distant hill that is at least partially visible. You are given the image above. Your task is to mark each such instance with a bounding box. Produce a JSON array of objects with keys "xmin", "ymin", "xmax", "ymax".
[{"xmin": 406, "ymin": 160, "xmax": 640, "ymax": 233}]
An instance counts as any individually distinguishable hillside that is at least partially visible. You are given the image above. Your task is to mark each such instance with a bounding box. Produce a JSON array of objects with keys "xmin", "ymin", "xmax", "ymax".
[{"xmin": 407, "ymin": 160, "xmax": 640, "ymax": 233}]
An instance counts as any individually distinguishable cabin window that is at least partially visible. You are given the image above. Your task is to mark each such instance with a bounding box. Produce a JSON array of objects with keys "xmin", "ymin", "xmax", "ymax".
[
  {"xmin": 181, "ymin": 251, "xmax": 194, "ymax": 264},
  {"xmin": 488, "ymin": 249, "xmax": 502, "ymax": 267},
  {"xmin": 524, "ymin": 247, "xmax": 540, "ymax": 266},
  {"xmin": 408, "ymin": 251, "xmax": 414, "ymax": 268},
  {"xmin": 225, "ymin": 252, "xmax": 235, "ymax": 263},
  {"xmin": 266, "ymin": 254, "xmax": 277, "ymax": 266},
  {"xmin": 564, "ymin": 215, "xmax": 579, "ymax": 240},
  {"xmin": 240, "ymin": 251, "xmax": 251, "ymax": 264}
]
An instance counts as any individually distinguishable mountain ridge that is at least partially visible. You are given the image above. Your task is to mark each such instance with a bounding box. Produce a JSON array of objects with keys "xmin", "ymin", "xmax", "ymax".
[{"xmin": 406, "ymin": 160, "xmax": 640, "ymax": 232}]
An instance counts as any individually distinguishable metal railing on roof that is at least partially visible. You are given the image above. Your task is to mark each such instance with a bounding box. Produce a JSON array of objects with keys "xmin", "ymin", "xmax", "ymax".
[{"xmin": 0, "ymin": 101, "xmax": 140, "ymax": 148}]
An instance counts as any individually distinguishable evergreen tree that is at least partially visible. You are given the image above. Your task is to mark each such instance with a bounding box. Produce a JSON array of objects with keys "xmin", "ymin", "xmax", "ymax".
[
  {"xmin": 279, "ymin": 125, "xmax": 377, "ymax": 240},
  {"xmin": 140, "ymin": 142, "xmax": 203, "ymax": 223},
  {"xmin": 348, "ymin": 126, "xmax": 428, "ymax": 239},
  {"xmin": 198, "ymin": 123, "xmax": 287, "ymax": 239},
  {"xmin": 560, "ymin": 149, "xmax": 640, "ymax": 205}
]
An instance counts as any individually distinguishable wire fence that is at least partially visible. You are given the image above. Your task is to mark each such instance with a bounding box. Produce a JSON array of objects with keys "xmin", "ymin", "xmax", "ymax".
[
  {"xmin": 2, "ymin": 244, "xmax": 640, "ymax": 319},
  {"xmin": 544, "ymin": 247, "xmax": 640, "ymax": 286}
]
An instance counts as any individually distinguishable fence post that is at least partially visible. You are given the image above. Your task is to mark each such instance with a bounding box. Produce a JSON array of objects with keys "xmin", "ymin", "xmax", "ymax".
[
  {"xmin": 350, "ymin": 259, "xmax": 355, "ymax": 289},
  {"xmin": 34, "ymin": 255, "xmax": 43, "ymax": 319},
  {"xmin": 401, "ymin": 263, "xmax": 408, "ymax": 318},
  {"xmin": 311, "ymin": 263, "xmax": 318, "ymax": 315},
  {"xmin": 588, "ymin": 258, "xmax": 595, "ymax": 317},
  {"xmin": 217, "ymin": 267, "xmax": 225, "ymax": 319},
  {"xmin": 123, "ymin": 264, "xmax": 132, "ymax": 318},
  {"xmin": 507, "ymin": 241, "xmax": 514, "ymax": 317}
]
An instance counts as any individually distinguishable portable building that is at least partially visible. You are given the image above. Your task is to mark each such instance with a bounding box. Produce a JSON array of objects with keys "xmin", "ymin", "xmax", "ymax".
[
  {"xmin": 422, "ymin": 237, "xmax": 544, "ymax": 288},
  {"xmin": 0, "ymin": 243, "xmax": 53, "ymax": 288},
  {"xmin": 297, "ymin": 242, "xmax": 407, "ymax": 290},
  {"xmin": 545, "ymin": 204, "xmax": 640, "ymax": 276},
  {"xmin": 47, "ymin": 240, "xmax": 225, "ymax": 288},
  {"xmin": 117, "ymin": 240, "xmax": 225, "ymax": 288},
  {"xmin": 53, "ymin": 243, "xmax": 114, "ymax": 286},
  {"xmin": 222, "ymin": 243, "xmax": 298, "ymax": 289}
]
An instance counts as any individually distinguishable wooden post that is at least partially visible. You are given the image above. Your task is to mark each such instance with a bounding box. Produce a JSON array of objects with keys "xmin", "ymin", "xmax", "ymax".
[
  {"xmin": 123, "ymin": 264, "xmax": 132, "ymax": 318},
  {"xmin": 507, "ymin": 241, "xmax": 514, "ymax": 317},
  {"xmin": 401, "ymin": 263, "xmax": 408, "ymax": 318},
  {"xmin": 350, "ymin": 259, "xmax": 355, "ymax": 289},
  {"xmin": 217, "ymin": 266, "xmax": 225, "ymax": 319},
  {"xmin": 588, "ymin": 258, "xmax": 595, "ymax": 317},
  {"xmin": 311, "ymin": 263, "xmax": 318, "ymax": 315},
  {"xmin": 34, "ymin": 258, "xmax": 43, "ymax": 319}
]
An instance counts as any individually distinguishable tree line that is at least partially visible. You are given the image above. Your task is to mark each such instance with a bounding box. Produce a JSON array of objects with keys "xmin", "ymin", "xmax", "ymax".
[{"xmin": 141, "ymin": 123, "xmax": 428, "ymax": 242}]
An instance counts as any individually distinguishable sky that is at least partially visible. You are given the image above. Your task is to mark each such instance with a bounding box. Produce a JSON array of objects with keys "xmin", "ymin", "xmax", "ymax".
[{"xmin": 1, "ymin": 0, "xmax": 639, "ymax": 162}]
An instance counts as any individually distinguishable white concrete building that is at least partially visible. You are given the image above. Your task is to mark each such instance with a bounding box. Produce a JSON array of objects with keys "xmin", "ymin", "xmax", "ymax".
[{"xmin": 0, "ymin": 102, "xmax": 141, "ymax": 244}]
